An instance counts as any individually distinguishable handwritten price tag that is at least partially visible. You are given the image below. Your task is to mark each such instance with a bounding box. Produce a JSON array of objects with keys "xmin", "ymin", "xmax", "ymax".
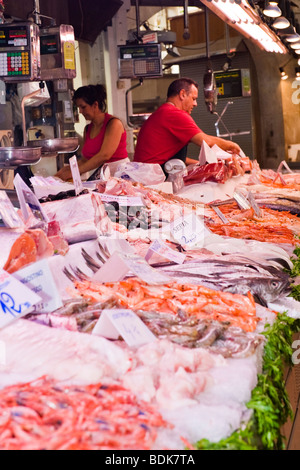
[
  {"xmin": 13, "ymin": 259, "xmax": 63, "ymax": 313},
  {"xmin": 170, "ymin": 213, "xmax": 210, "ymax": 247},
  {"xmin": 0, "ymin": 269, "xmax": 42, "ymax": 329},
  {"xmin": 92, "ymin": 309, "xmax": 157, "ymax": 347}
]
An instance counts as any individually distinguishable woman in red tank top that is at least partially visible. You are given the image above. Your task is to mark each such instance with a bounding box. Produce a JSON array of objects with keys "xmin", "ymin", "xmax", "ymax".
[{"xmin": 55, "ymin": 84, "xmax": 129, "ymax": 181}]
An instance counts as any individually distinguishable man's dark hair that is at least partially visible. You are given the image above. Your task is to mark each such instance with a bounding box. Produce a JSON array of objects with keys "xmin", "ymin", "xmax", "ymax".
[{"xmin": 167, "ymin": 78, "xmax": 199, "ymax": 98}]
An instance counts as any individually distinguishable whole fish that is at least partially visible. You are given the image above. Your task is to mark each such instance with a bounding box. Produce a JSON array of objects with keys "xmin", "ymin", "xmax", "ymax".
[{"xmin": 157, "ymin": 258, "xmax": 291, "ymax": 306}]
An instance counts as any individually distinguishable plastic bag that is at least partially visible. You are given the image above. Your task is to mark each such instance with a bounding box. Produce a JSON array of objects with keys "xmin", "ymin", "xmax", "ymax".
[{"xmin": 114, "ymin": 161, "xmax": 166, "ymax": 185}]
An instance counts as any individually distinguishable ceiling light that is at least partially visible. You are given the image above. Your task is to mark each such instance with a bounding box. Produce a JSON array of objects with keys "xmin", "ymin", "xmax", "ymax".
[
  {"xmin": 296, "ymin": 67, "xmax": 300, "ymax": 80},
  {"xmin": 298, "ymin": 58, "xmax": 300, "ymax": 66},
  {"xmin": 284, "ymin": 34, "xmax": 300, "ymax": 43},
  {"xmin": 200, "ymin": 0, "xmax": 287, "ymax": 53},
  {"xmin": 290, "ymin": 41, "xmax": 300, "ymax": 49},
  {"xmin": 294, "ymin": 49, "xmax": 300, "ymax": 55},
  {"xmin": 279, "ymin": 67, "xmax": 288, "ymax": 79},
  {"xmin": 263, "ymin": 2, "xmax": 282, "ymax": 18},
  {"xmin": 272, "ymin": 16, "xmax": 291, "ymax": 29}
]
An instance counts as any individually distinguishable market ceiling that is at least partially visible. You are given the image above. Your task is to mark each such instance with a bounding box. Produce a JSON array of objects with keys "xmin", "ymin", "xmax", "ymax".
[
  {"xmin": 3, "ymin": 0, "xmax": 300, "ymax": 46},
  {"xmin": 3, "ymin": 0, "xmax": 124, "ymax": 43}
]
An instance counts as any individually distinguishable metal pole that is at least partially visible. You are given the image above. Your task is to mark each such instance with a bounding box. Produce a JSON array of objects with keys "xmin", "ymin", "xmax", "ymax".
[
  {"xmin": 183, "ymin": 0, "xmax": 190, "ymax": 40},
  {"xmin": 205, "ymin": 6, "xmax": 210, "ymax": 61},
  {"xmin": 34, "ymin": 0, "xmax": 41, "ymax": 25},
  {"xmin": 135, "ymin": 0, "xmax": 140, "ymax": 41},
  {"xmin": 125, "ymin": 78, "xmax": 143, "ymax": 128}
]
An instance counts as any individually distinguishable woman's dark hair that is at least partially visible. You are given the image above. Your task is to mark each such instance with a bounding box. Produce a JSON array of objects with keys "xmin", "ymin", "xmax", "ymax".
[
  {"xmin": 73, "ymin": 84, "xmax": 107, "ymax": 112},
  {"xmin": 167, "ymin": 78, "xmax": 199, "ymax": 98}
]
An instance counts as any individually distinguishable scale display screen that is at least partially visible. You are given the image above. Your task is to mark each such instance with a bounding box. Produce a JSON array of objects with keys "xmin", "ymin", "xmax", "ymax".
[
  {"xmin": 118, "ymin": 44, "xmax": 162, "ymax": 79},
  {"xmin": 0, "ymin": 22, "xmax": 40, "ymax": 81},
  {"xmin": 214, "ymin": 69, "xmax": 251, "ymax": 99},
  {"xmin": 0, "ymin": 25, "xmax": 28, "ymax": 48},
  {"xmin": 40, "ymin": 34, "xmax": 60, "ymax": 55},
  {"xmin": 40, "ymin": 25, "xmax": 76, "ymax": 80}
]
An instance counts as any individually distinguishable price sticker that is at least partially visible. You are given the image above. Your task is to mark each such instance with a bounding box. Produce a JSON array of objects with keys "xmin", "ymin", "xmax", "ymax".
[
  {"xmin": 170, "ymin": 212, "xmax": 210, "ymax": 247},
  {"xmin": 92, "ymin": 309, "xmax": 157, "ymax": 347},
  {"xmin": 0, "ymin": 269, "xmax": 42, "ymax": 329}
]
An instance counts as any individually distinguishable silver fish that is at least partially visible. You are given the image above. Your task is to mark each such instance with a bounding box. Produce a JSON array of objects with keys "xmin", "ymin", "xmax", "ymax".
[{"xmin": 158, "ymin": 259, "xmax": 291, "ymax": 305}]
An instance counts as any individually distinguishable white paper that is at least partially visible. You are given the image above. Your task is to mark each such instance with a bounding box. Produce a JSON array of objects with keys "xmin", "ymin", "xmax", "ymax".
[
  {"xmin": 92, "ymin": 309, "xmax": 157, "ymax": 347},
  {"xmin": 14, "ymin": 174, "xmax": 49, "ymax": 223},
  {"xmin": 171, "ymin": 212, "xmax": 210, "ymax": 247},
  {"xmin": 14, "ymin": 259, "xmax": 63, "ymax": 314},
  {"xmin": 0, "ymin": 191, "xmax": 24, "ymax": 228},
  {"xmin": 69, "ymin": 156, "xmax": 84, "ymax": 196},
  {"xmin": 198, "ymin": 140, "xmax": 218, "ymax": 165},
  {"xmin": 93, "ymin": 251, "xmax": 171, "ymax": 285},
  {"xmin": 145, "ymin": 239, "xmax": 186, "ymax": 264},
  {"xmin": 211, "ymin": 144, "xmax": 232, "ymax": 160},
  {"xmin": 99, "ymin": 194, "xmax": 145, "ymax": 206},
  {"xmin": 101, "ymin": 238, "xmax": 135, "ymax": 256},
  {"xmin": 0, "ymin": 269, "xmax": 42, "ymax": 329}
]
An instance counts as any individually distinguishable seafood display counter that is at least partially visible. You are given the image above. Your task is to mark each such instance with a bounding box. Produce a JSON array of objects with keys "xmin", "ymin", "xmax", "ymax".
[{"xmin": 0, "ymin": 160, "xmax": 300, "ymax": 450}]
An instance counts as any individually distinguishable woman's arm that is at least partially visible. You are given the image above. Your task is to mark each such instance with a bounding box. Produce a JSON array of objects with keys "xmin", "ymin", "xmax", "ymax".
[
  {"xmin": 55, "ymin": 119, "xmax": 125, "ymax": 181},
  {"xmin": 191, "ymin": 131, "xmax": 241, "ymax": 155}
]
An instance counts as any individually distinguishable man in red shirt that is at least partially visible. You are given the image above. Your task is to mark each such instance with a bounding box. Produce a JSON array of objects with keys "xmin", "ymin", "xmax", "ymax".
[{"xmin": 133, "ymin": 77, "xmax": 241, "ymax": 171}]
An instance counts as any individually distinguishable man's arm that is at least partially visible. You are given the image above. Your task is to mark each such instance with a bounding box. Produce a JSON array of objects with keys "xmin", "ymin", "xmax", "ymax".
[{"xmin": 190, "ymin": 131, "xmax": 241, "ymax": 155}]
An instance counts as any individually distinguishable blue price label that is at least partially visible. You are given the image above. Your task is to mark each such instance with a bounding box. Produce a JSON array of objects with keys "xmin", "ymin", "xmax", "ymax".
[{"xmin": 0, "ymin": 292, "xmax": 31, "ymax": 318}]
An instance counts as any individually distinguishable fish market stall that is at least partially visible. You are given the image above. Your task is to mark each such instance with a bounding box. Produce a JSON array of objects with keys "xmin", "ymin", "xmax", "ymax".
[{"xmin": 1, "ymin": 157, "xmax": 300, "ymax": 450}]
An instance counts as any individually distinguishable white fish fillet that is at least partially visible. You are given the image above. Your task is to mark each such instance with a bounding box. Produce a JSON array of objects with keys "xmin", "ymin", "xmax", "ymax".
[{"xmin": 0, "ymin": 318, "xmax": 132, "ymax": 388}]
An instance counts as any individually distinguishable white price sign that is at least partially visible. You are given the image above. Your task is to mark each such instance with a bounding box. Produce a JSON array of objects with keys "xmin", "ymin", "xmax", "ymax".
[
  {"xmin": 145, "ymin": 239, "xmax": 186, "ymax": 264},
  {"xmin": 93, "ymin": 251, "xmax": 171, "ymax": 285},
  {"xmin": 70, "ymin": 156, "xmax": 84, "ymax": 196},
  {"xmin": 92, "ymin": 309, "xmax": 156, "ymax": 347},
  {"xmin": 0, "ymin": 269, "xmax": 42, "ymax": 329},
  {"xmin": 14, "ymin": 173, "xmax": 49, "ymax": 223},
  {"xmin": 171, "ymin": 213, "xmax": 210, "ymax": 247},
  {"xmin": 13, "ymin": 259, "xmax": 63, "ymax": 314}
]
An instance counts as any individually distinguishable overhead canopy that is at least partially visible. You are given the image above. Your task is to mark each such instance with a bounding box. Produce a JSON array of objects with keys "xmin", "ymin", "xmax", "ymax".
[{"xmin": 3, "ymin": 0, "xmax": 124, "ymax": 43}]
